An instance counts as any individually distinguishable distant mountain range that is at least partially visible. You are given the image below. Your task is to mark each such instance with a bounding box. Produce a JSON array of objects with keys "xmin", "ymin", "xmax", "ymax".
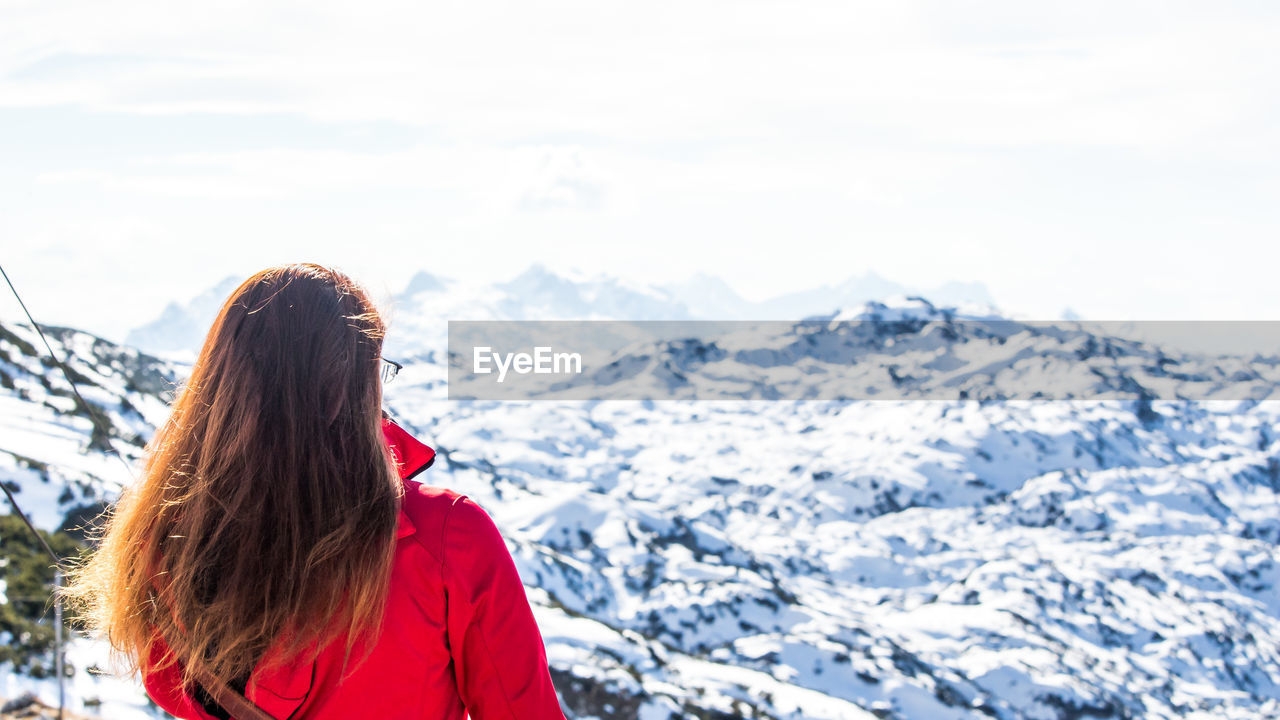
[{"xmin": 124, "ymin": 266, "xmax": 996, "ymax": 358}]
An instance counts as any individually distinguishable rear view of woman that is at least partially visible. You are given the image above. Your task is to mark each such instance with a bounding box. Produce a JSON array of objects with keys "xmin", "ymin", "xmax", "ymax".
[{"xmin": 65, "ymin": 263, "xmax": 566, "ymax": 719}]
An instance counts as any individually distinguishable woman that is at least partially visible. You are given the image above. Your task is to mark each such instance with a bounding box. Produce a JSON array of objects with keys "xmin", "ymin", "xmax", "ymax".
[{"xmin": 64, "ymin": 263, "xmax": 566, "ymax": 719}]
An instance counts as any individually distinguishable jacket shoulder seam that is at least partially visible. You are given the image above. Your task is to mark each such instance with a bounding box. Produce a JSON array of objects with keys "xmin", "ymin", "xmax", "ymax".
[{"xmin": 438, "ymin": 494, "xmax": 467, "ymax": 588}]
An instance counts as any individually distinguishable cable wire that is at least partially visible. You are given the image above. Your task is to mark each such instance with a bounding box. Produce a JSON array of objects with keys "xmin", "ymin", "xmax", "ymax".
[
  {"xmin": 1, "ymin": 262, "xmax": 139, "ymax": 483},
  {"xmin": 0, "ymin": 479, "xmax": 62, "ymax": 565}
]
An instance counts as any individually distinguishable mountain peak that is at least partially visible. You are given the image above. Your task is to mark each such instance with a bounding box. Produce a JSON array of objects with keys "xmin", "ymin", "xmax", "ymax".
[
  {"xmin": 125, "ymin": 275, "xmax": 242, "ymax": 356},
  {"xmin": 400, "ymin": 270, "xmax": 451, "ymax": 297}
]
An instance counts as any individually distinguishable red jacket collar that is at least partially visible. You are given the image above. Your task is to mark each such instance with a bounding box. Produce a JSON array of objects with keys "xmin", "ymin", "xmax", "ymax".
[
  {"xmin": 382, "ymin": 414, "xmax": 432, "ymax": 541},
  {"xmin": 381, "ymin": 414, "xmax": 436, "ymax": 482}
]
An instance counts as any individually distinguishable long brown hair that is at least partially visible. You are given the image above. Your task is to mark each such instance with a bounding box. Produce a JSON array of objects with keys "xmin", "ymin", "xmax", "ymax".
[{"xmin": 64, "ymin": 263, "xmax": 401, "ymax": 692}]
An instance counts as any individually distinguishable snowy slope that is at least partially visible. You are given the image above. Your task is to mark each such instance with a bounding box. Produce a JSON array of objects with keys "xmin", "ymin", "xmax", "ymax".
[
  {"xmin": 0, "ymin": 322, "xmax": 179, "ymax": 527},
  {"xmin": 385, "ymin": 396, "xmax": 1280, "ymax": 719}
]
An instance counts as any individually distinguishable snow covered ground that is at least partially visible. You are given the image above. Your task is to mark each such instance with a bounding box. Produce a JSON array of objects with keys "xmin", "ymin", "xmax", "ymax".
[
  {"xmin": 2, "ymin": 637, "xmax": 168, "ymax": 720},
  {"xmin": 387, "ymin": 394, "xmax": 1280, "ymax": 719}
]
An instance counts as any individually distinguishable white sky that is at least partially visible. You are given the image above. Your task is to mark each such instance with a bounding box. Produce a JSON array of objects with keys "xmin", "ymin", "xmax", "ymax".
[{"xmin": 2, "ymin": 0, "xmax": 1279, "ymax": 343}]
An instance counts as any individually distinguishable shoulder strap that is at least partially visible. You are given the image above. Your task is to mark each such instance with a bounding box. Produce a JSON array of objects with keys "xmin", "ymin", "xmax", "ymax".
[
  {"xmin": 161, "ymin": 629, "xmax": 276, "ymax": 720},
  {"xmin": 190, "ymin": 663, "xmax": 276, "ymax": 720}
]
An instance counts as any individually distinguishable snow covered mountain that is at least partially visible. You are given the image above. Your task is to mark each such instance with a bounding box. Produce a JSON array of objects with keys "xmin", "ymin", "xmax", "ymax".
[
  {"xmin": 125, "ymin": 276, "xmax": 243, "ymax": 362},
  {"xmin": 5, "ymin": 298, "xmax": 1279, "ymax": 718},
  {"xmin": 665, "ymin": 271, "xmax": 997, "ymax": 321}
]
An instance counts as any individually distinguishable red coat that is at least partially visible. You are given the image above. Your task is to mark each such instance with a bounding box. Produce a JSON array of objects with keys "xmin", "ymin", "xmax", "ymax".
[{"xmin": 141, "ymin": 417, "xmax": 567, "ymax": 719}]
